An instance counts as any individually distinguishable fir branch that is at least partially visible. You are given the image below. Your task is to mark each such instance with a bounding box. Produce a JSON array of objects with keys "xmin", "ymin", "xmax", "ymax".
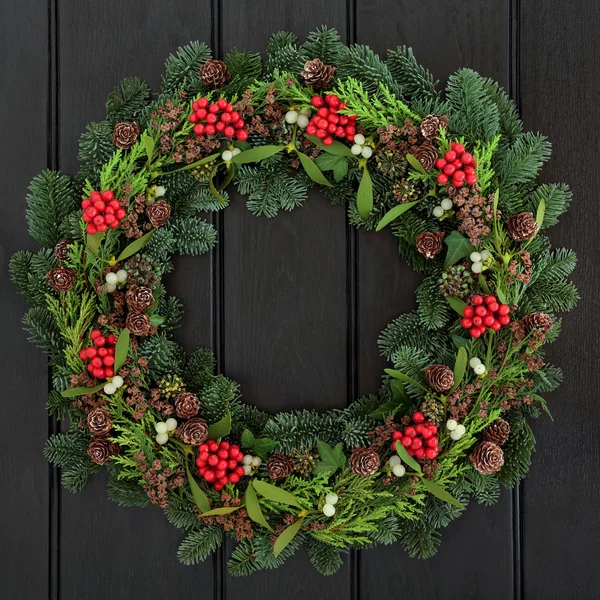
[
  {"xmin": 177, "ymin": 526, "xmax": 223, "ymax": 565},
  {"xmin": 162, "ymin": 41, "xmax": 212, "ymax": 95},
  {"xmin": 386, "ymin": 46, "xmax": 438, "ymax": 101},
  {"xmin": 105, "ymin": 77, "xmax": 151, "ymax": 126}
]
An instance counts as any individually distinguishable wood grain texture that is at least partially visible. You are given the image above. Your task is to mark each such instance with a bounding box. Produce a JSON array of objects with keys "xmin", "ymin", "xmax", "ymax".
[
  {"xmin": 520, "ymin": 1, "xmax": 600, "ymax": 597},
  {"xmin": 0, "ymin": 1, "xmax": 51, "ymax": 598}
]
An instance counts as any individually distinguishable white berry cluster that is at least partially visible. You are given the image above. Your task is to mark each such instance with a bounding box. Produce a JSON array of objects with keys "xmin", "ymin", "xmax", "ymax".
[
  {"xmin": 388, "ymin": 455, "xmax": 406, "ymax": 478},
  {"xmin": 469, "ymin": 249, "xmax": 491, "ymax": 274},
  {"xmin": 284, "ymin": 108, "xmax": 311, "ymax": 129},
  {"xmin": 350, "ymin": 134, "xmax": 373, "ymax": 158},
  {"xmin": 433, "ymin": 197, "xmax": 454, "ymax": 219},
  {"xmin": 322, "ymin": 493, "xmax": 339, "ymax": 517},
  {"xmin": 103, "ymin": 375, "xmax": 124, "ymax": 396},
  {"xmin": 242, "ymin": 454, "xmax": 262, "ymax": 475},
  {"xmin": 221, "ymin": 147, "xmax": 242, "ymax": 162},
  {"xmin": 469, "ymin": 356, "xmax": 487, "ymax": 376},
  {"xmin": 105, "ymin": 269, "xmax": 128, "ymax": 293},
  {"xmin": 446, "ymin": 419, "xmax": 466, "ymax": 440},
  {"xmin": 154, "ymin": 418, "xmax": 178, "ymax": 445}
]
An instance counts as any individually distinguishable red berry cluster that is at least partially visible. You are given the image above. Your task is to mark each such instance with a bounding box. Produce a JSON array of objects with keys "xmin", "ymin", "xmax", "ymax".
[
  {"xmin": 79, "ymin": 329, "xmax": 118, "ymax": 380},
  {"xmin": 392, "ymin": 411, "xmax": 440, "ymax": 461},
  {"xmin": 461, "ymin": 295, "xmax": 511, "ymax": 338},
  {"xmin": 196, "ymin": 440, "xmax": 245, "ymax": 491},
  {"xmin": 81, "ymin": 190, "xmax": 126, "ymax": 235},
  {"xmin": 435, "ymin": 141, "xmax": 477, "ymax": 187},
  {"xmin": 305, "ymin": 94, "xmax": 358, "ymax": 146},
  {"xmin": 189, "ymin": 97, "xmax": 248, "ymax": 141}
]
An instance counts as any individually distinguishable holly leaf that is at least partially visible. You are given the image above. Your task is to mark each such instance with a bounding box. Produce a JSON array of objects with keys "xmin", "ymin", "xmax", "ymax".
[
  {"xmin": 230, "ymin": 144, "xmax": 285, "ymax": 164},
  {"xmin": 376, "ymin": 201, "xmax": 419, "ymax": 231},
  {"xmin": 296, "ymin": 151, "xmax": 331, "ymax": 186},
  {"xmin": 444, "ymin": 231, "xmax": 475, "ymax": 268},
  {"xmin": 207, "ymin": 412, "xmax": 232, "ymax": 440},
  {"xmin": 420, "ymin": 477, "xmax": 463, "ymax": 508},
  {"xmin": 240, "ymin": 429, "xmax": 278, "ymax": 460},
  {"xmin": 252, "ymin": 480, "xmax": 303, "ymax": 509},
  {"xmin": 116, "ymin": 229, "xmax": 156, "ymax": 262},
  {"xmin": 186, "ymin": 463, "xmax": 211, "ymax": 513},
  {"xmin": 273, "ymin": 518, "xmax": 304, "ymax": 558},
  {"xmin": 113, "ymin": 328, "xmax": 130, "ymax": 372},
  {"xmin": 356, "ymin": 165, "xmax": 373, "ymax": 220},
  {"xmin": 315, "ymin": 153, "xmax": 349, "ymax": 182},
  {"xmin": 244, "ymin": 484, "xmax": 273, "ymax": 532},
  {"xmin": 313, "ymin": 441, "xmax": 346, "ymax": 476}
]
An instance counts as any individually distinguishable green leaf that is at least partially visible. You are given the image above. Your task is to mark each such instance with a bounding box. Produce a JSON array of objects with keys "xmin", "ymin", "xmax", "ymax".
[
  {"xmin": 376, "ymin": 201, "xmax": 419, "ymax": 231},
  {"xmin": 230, "ymin": 145, "xmax": 285, "ymax": 164},
  {"xmin": 421, "ymin": 477, "xmax": 463, "ymax": 508},
  {"xmin": 208, "ymin": 174, "xmax": 227, "ymax": 206},
  {"xmin": 451, "ymin": 335, "xmax": 470, "ymax": 350},
  {"xmin": 252, "ymin": 480, "xmax": 303, "ymax": 509},
  {"xmin": 149, "ymin": 315, "xmax": 165, "ymax": 327},
  {"xmin": 207, "ymin": 412, "xmax": 232, "ymax": 440},
  {"xmin": 449, "ymin": 346, "xmax": 467, "ymax": 394},
  {"xmin": 296, "ymin": 151, "xmax": 331, "ymax": 186},
  {"xmin": 396, "ymin": 443, "xmax": 422, "ymax": 473},
  {"xmin": 142, "ymin": 133, "xmax": 155, "ymax": 163},
  {"xmin": 240, "ymin": 429, "xmax": 278, "ymax": 460},
  {"xmin": 446, "ymin": 295, "xmax": 467, "ymax": 316},
  {"xmin": 201, "ymin": 506, "xmax": 243, "ymax": 517},
  {"xmin": 244, "ymin": 484, "xmax": 273, "ymax": 532},
  {"xmin": 356, "ymin": 166, "xmax": 373, "ymax": 220},
  {"xmin": 86, "ymin": 232, "xmax": 104, "ymax": 257},
  {"xmin": 313, "ymin": 441, "xmax": 346, "ymax": 476},
  {"xmin": 273, "ymin": 518, "xmax": 304, "ymax": 558},
  {"xmin": 369, "ymin": 383, "xmax": 410, "ymax": 418},
  {"xmin": 496, "ymin": 288, "xmax": 508, "ymax": 304},
  {"xmin": 60, "ymin": 382, "xmax": 105, "ymax": 398},
  {"xmin": 384, "ymin": 368, "xmax": 428, "ymax": 393},
  {"xmin": 478, "ymin": 273, "xmax": 491, "ymax": 294},
  {"xmin": 186, "ymin": 463, "xmax": 211, "ymax": 513},
  {"xmin": 173, "ymin": 152, "xmax": 220, "ymax": 173},
  {"xmin": 314, "ymin": 152, "xmax": 348, "ymax": 182},
  {"xmin": 406, "ymin": 153, "xmax": 427, "ymax": 175},
  {"xmin": 444, "ymin": 231, "xmax": 475, "ymax": 268},
  {"xmin": 535, "ymin": 197, "xmax": 546, "ymax": 229},
  {"xmin": 305, "ymin": 135, "xmax": 354, "ymax": 156},
  {"xmin": 113, "ymin": 328, "xmax": 130, "ymax": 372},
  {"xmin": 116, "ymin": 229, "xmax": 156, "ymax": 262}
]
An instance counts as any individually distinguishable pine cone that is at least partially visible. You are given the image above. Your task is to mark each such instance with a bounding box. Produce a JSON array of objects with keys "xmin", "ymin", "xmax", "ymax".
[
  {"xmin": 481, "ymin": 418, "xmax": 510, "ymax": 446},
  {"xmin": 113, "ymin": 122, "xmax": 140, "ymax": 150},
  {"xmin": 349, "ymin": 447, "xmax": 380, "ymax": 476},
  {"xmin": 199, "ymin": 59, "xmax": 231, "ymax": 88},
  {"xmin": 54, "ymin": 239, "xmax": 72, "ymax": 262},
  {"xmin": 425, "ymin": 364, "xmax": 454, "ymax": 393},
  {"xmin": 420, "ymin": 114, "xmax": 449, "ymax": 140},
  {"xmin": 174, "ymin": 392, "xmax": 200, "ymax": 419},
  {"xmin": 145, "ymin": 200, "xmax": 171, "ymax": 228},
  {"xmin": 267, "ymin": 454, "xmax": 294, "ymax": 480},
  {"xmin": 416, "ymin": 231, "xmax": 445, "ymax": 259},
  {"xmin": 87, "ymin": 407, "xmax": 112, "ymax": 436},
  {"xmin": 469, "ymin": 441, "xmax": 504, "ymax": 474},
  {"xmin": 177, "ymin": 417, "xmax": 208, "ymax": 445},
  {"xmin": 413, "ymin": 141, "xmax": 438, "ymax": 171},
  {"xmin": 523, "ymin": 312, "xmax": 553, "ymax": 333},
  {"xmin": 126, "ymin": 285, "xmax": 154, "ymax": 312},
  {"xmin": 301, "ymin": 58, "xmax": 336, "ymax": 89},
  {"xmin": 125, "ymin": 312, "xmax": 152, "ymax": 336},
  {"xmin": 507, "ymin": 212, "xmax": 538, "ymax": 242},
  {"xmin": 88, "ymin": 438, "xmax": 119, "ymax": 465},
  {"xmin": 46, "ymin": 266, "xmax": 76, "ymax": 292}
]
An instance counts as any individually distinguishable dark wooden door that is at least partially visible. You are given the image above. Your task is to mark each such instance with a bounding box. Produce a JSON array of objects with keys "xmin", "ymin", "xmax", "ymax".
[{"xmin": 2, "ymin": 1, "xmax": 598, "ymax": 598}]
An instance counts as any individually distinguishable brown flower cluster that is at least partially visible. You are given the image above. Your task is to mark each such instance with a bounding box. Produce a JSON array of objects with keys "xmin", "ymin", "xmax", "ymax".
[
  {"xmin": 149, "ymin": 99, "xmax": 185, "ymax": 156},
  {"xmin": 135, "ymin": 453, "xmax": 185, "ymax": 508},
  {"xmin": 448, "ymin": 185, "xmax": 498, "ymax": 246},
  {"xmin": 200, "ymin": 494, "xmax": 254, "ymax": 541}
]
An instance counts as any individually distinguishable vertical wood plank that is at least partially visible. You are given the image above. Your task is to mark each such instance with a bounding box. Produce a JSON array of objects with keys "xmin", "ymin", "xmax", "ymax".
[
  {"xmin": 57, "ymin": 2, "xmax": 215, "ymax": 598},
  {"xmin": 219, "ymin": 3, "xmax": 352, "ymax": 596},
  {"xmin": 520, "ymin": 2, "xmax": 600, "ymax": 597},
  {"xmin": 355, "ymin": 3, "xmax": 516, "ymax": 598},
  {"xmin": 0, "ymin": 1, "xmax": 50, "ymax": 598}
]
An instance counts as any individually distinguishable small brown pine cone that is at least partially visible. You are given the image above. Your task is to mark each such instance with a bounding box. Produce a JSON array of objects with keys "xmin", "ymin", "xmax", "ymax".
[
  {"xmin": 199, "ymin": 59, "xmax": 231, "ymax": 88},
  {"xmin": 481, "ymin": 418, "xmax": 510, "ymax": 446},
  {"xmin": 126, "ymin": 285, "xmax": 154, "ymax": 312},
  {"xmin": 420, "ymin": 114, "xmax": 449, "ymax": 140},
  {"xmin": 301, "ymin": 58, "xmax": 336, "ymax": 89},
  {"xmin": 413, "ymin": 141, "xmax": 438, "ymax": 171},
  {"xmin": 425, "ymin": 364, "xmax": 454, "ymax": 393},
  {"xmin": 113, "ymin": 122, "xmax": 140, "ymax": 150},
  {"xmin": 87, "ymin": 407, "xmax": 112, "ymax": 436},
  {"xmin": 267, "ymin": 454, "xmax": 294, "ymax": 480},
  {"xmin": 177, "ymin": 417, "xmax": 208, "ymax": 446},
  {"xmin": 507, "ymin": 212, "xmax": 538, "ymax": 242},
  {"xmin": 175, "ymin": 392, "xmax": 200, "ymax": 419},
  {"xmin": 416, "ymin": 231, "xmax": 445, "ymax": 259},
  {"xmin": 469, "ymin": 441, "xmax": 504, "ymax": 475},
  {"xmin": 349, "ymin": 447, "xmax": 380, "ymax": 477},
  {"xmin": 88, "ymin": 438, "xmax": 119, "ymax": 465},
  {"xmin": 523, "ymin": 312, "xmax": 553, "ymax": 333},
  {"xmin": 46, "ymin": 266, "xmax": 76, "ymax": 292},
  {"xmin": 54, "ymin": 239, "xmax": 72, "ymax": 262},
  {"xmin": 145, "ymin": 200, "xmax": 171, "ymax": 228},
  {"xmin": 125, "ymin": 312, "xmax": 152, "ymax": 336}
]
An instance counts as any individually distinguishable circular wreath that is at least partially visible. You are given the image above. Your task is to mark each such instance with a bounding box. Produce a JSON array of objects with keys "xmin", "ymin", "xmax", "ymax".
[{"xmin": 11, "ymin": 28, "xmax": 578, "ymax": 576}]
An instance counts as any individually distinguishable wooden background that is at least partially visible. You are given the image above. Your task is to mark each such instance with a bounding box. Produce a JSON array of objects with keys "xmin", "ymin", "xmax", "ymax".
[{"xmin": 1, "ymin": 0, "xmax": 598, "ymax": 598}]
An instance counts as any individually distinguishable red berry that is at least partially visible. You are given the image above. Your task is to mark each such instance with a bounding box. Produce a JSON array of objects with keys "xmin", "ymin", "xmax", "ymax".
[
  {"xmin": 217, "ymin": 98, "xmax": 227, "ymax": 110},
  {"xmin": 317, "ymin": 107, "xmax": 329, "ymax": 118},
  {"xmin": 199, "ymin": 443, "xmax": 208, "ymax": 453},
  {"xmin": 204, "ymin": 470, "xmax": 216, "ymax": 482},
  {"xmin": 315, "ymin": 129, "xmax": 327, "ymax": 139},
  {"xmin": 327, "ymin": 113, "xmax": 339, "ymax": 124},
  {"xmin": 227, "ymin": 459, "xmax": 238, "ymax": 470},
  {"xmin": 326, "ymin": 94, "xmax": 340, "ymax": 107},
  {"xmin": 415, "ymin": 448, "xmax": 426, "ymax": 460},
  {"xmin": 97, "ymin": 223, "xmax": 108, "ymax": 233},
  {"xmin": 338, "ymin": 115, "xmax": 348, "ymax": 126},
  {"xmin": 229, "ymin": 473, "xmax": 240, "ymax": 484},
  {"xmin": 93, "ymin": 336, "xmax": 106, "ymax": 347},
  {"xmin": 461, "ymin": 317, "xmax": 473, "ymax": 329},
  {"xmin": 475, "ymin": 306, "xmax": 488, "ymax": 317},
  {"xmin": 497, "ymin": 304, "xmax": 510, "ymax": 316},
  {"xmin": 345, "ymin": 126, "xmax": 356, "ymax": 136},
  {"xmin": 435, "ymin": 158, "xmax": 447, "ymax": 169},
  {"xmin": 86, "ymin": 363, "xmax": 94, "ymax": 373},
  {"xmin": 472, "ymin": 316, "xmax": 483, "ymax": 327},
  {"xmin": 223, "ymin": 126, "xmax": 235, "ymax": 137},
  {"xmin": 392, "ymin": 431, "xmax": 403, "ymax": 440},
  {"xmin": 405, "ymin": 426, "xmax": 416, "ymax": 437},
  {"xmin": 197, "ymin": 97, "xmax": 208, "ymax": 109},
  {"xmin": 426, "ymin": 437, "xmax": 438, "ymax": 448},
  {"xmin": 473, "ymin": 295, "xmax": 484, "ymax": 305},
  {"xmin": 206, "ymin": 113, "xmax": 218, "ymax": 125},
  {"xmin": 323, "ymin": 136, "xmax": 333, "ymax": 146},
  {"xmin": 90, "ymin": 329, "xmax": 102, "ymax": 339},
  {"xmin": 463, "ymin": 306, "xmax": 475, "ymax": 318},
  {"xmin": 215, "ymin": 121, "xmax": 226, "ymax": 132},
  {"xmin": 79, "ymin": 349, "xmax": 88, "ymax": 360},
  {"xmin": 498, "ymin": 315, "xmax": 511, "ymax": 326},
  {"xmin": 106, "ymin": 348, "xmax": 115, "ymax": 356},
  {"xmin": 207, "ymin": 454, "xmax": 219, "ymax": 466},
  {"xmin": 86, "ymin": 207, "xmax": 98, "ymax": 218},
  {"xmin": 463, "ymin": 165, "xmax": 476, "ymax": 175},
  {"xmin": 411, "ymin": 438, "xmax": 423, "ymax": 450},
  {"xmin": 91, "ymin": 357, "xmax": 102, "ymax": 368},
  {"xmin": 451, "ymin": 176, "xmax": 464, "ymax": 188},
  {"xmin": 453, "ymin": 143, "xmax": 465, "ymax": 154},
  {"xmin": 235, "ymin": 466, "xmax": 245, "ymax": 477},
  {"xmin": 189, "ymin": 113, "xmax": 198, "ymax": 123},
  {"xmin": 102, "ymin": 356, "xmax": 114, "ymax": 367},
  {"xmin": 335, "ymin": 126, "xmax": 345, "ymax": 137},
  {"xmin": 92, "ymin": 368, "xmax": 105, "ymax": 379},
  {"xmin": 484, "ymin": 295, "xmax": 496, "ymax": 305},
  {"xmin": 453, "ymin": 169, "xmax": 466, "ymax": 181},
  {"xmin": 443, "ymin": 164, "xmax": 456, "ymax": 176},
  {"xmin": 208, "ymin": 440, "xmax": 219, "ymax": 452},
  {"xmin": 90, "ymin": 191, "xmax": 102, "ymax": 202},
  {"xmin": 311, "ymin": 96, "xmax": 324, "ymax": 107},
  {"xmin": 235, "ymin": 130, "xmax": 248, "ymax": 141},
  {"xmin": 429, "ymin": 424, "xmax": 438, "ymax": 434},
  {"xmin": 193, "ymin": 123, "xmax": 206, "ymax": 136},
  {"xmin": 483, "ymin": 315, "xmax": 495, "ymax": 327},
  {"xmin": 101, "ymin": 190, "xmax": 114, "ymax": 201},
  {"xmin": 215, "ymin": 469, "xmax": 226, "ymax": 479},
  {"xmin": 326, "ymin": 123, "xmax": 337, "ymax": 134},
  {"xmin": 306, "ymin": 125, "xmax": 317, "ymax": 136},
  {"xmin": 491, "ymin": 320, "xmax": 502, "ymax": 331},
  {"xmin": 425, "ymin": 448, "xmax": 438, "ymax": 460},
  {"xmin": 445, "ymin": 150, "xmax": 457, "ymax": 162},
  {"xmin": 471, "ymin": 327, "xmax": 482, "ymax": 338},
  {"xmin": 217, "ymin": 449, "xmax": 228, "ymax": 460},
  {"xmin": 85, "ymin": 347, "xmax": 97, "ymax": 359},
  {"xmin": 466, "ymin": 174, "xmax": 477, "ymax": 185},
  {"xmin": 421, "ymin": 428, "xmax": 432, "ymax": 439},
  {"xmin": 105, "ymin": 214, "xmax": 116, "ymax": 225},
  {"xmin": 461, "ymin": 152, "xmax": 473, "ymax": 165},
  {"xmin": 107, "ymin": 333, "xmax": 117, "ymax": 345},
  {"xmin": 437, "ymin": 173, "xmax": 449, "ymax": 185},
  {"xmin": 115, "ymin": 209, "xmax": 126, "ymax": 220},
  {"xmin": 413, "ymin": 411, "xmax": 425, "ymax": 424},
  {"xmin": 488, "ymin": 302, "xmax": 499, "ymax": 313},
  {"xmin": 199, "ymin": 451, "xmax": 209, "ymax": 462},
  {"xmin": 93, "ymin": 215, "xmax": 105, "ymax": 226}
]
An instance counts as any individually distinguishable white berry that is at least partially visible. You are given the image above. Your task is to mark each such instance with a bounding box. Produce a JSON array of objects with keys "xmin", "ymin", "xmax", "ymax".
[
  {"xmin": 103, "ymin": 382, "xmax": 117, "ymax": 395},
  {"xmin": 433, "ymin": 206, "xmax": 445, "ymax": 218},
  {"xmin": 470, "ymin": 252, "xmax": 482, "ymax": 263},
  {"xmin": 351, "ymin": 144, "xmax": 363, "ymax": 155},
  {"xmin": 296, "ymin": 114, "xmax": 309, "ymax": 129},
  {"xmin": 474, "ymin": 363, "xmax": 487, "ymax": 375},
  {"xmin": 285, "ymin": 110, "xmax": 298, "ymax": 124},
  {"xmin": 222, "ymin": 150, "xmax": 233, "ymax": 162},
  {"xmin": 471, "ymin": 261, "xmax": 483, "ymax": 273},
  {"xmin": 392, "ymin": 464, "xmax": 406, "ymax": 477},
  {"xmin": 449, "ymin": 430, "xmax": 462, "ymax": 441},
  {"xmin": 243, "ymin": 464, "xmax": 252, "ymax": 475},
  {"xmin": 469, "ymin": 357, "xmax": 482, "ymax": 368},
  {"xmin": 300, "ymin": 107, "xmax": 312, "ymax": 117},
  {"xmin": 361, "ymin": 146, "xmax": 373, "ymax": 159},
  {"xmin": 116, "ymin": 269, "xmax": 128, "ymax": 283},
  {"xmin": 105, "ymin": 282, "xmax": 117, "ymax": 293},
  {"xmin": 322, "ymin": 503, "xmax": 336, "ymax": 517},
  {"xmin": 480, "ymin": 250, "xmax": 490, "ymax": 262},
  {"xmin": 353, "ymin": 134, "xmax": 366, "ymax": 145},
  {"xmin": 243, "ymin": 454, "xmax": 253, "ymax": 465},
  {"xmin": 165, "ymin": 418, "xmax": 178, "ymax": 432},
  {"xmin": 155, "ymin": 422, "xmax": 168, "ymax": 434},
  {"xmin": 325, "ymin": 493, "xmax": 339, "ymax": 505},
  {"xmin": 455, "ymin": 424, "xmax": 466, "ymax": 436},
  {"xmin": 155, "ymin": 186, "xmax": 166, "ymax": 197},
  {"xmin": 105, "ymin": 272, "xmax": 118, "ymax": 285},
  {"xmin": 446, "ymin": 419, "xmax": 458, "ymax": 431},
  {"xmin": 388, "ymin": 455, "xmax": 402, "ymax": 467},
  {"xmin": 156, "ymin": 432, "xmax": 169, "ymax": 445},
  {"xmin": 440, "ymin": 198, "xmax": 453, "ymax": 211},
  {"xmin": 112, "ymin": 375, "xmax": 124, "ymax": 388},
  {"xmin": 232, "ymin": 148, "xmax": 241, "ymax": 156},
  {"xmin": 251, "ymin": 456, "xmax": 262, "ymax": 467}
]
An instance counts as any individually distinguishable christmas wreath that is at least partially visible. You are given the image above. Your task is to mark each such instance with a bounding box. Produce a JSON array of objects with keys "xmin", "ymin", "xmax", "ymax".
[{"xmin": 11, "ymin": 27, "xmax": 578, "ymax": 576}]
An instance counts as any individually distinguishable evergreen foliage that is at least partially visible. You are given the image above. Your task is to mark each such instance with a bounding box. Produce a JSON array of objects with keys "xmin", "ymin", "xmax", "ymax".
[
  {"xmin": 162, "ymin": 42, "xmax": 212, "ymax": 95},
  {"xmin": 386, "ymin": 45, "xmax": 438, "ymax": 101},
  {"xmin": 177, "ymin": 526, "xmax": 223, "ymax": 565},
  {"xmin": 105, "ymin": 77, "xmax": 151, "ymax": 126}
]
